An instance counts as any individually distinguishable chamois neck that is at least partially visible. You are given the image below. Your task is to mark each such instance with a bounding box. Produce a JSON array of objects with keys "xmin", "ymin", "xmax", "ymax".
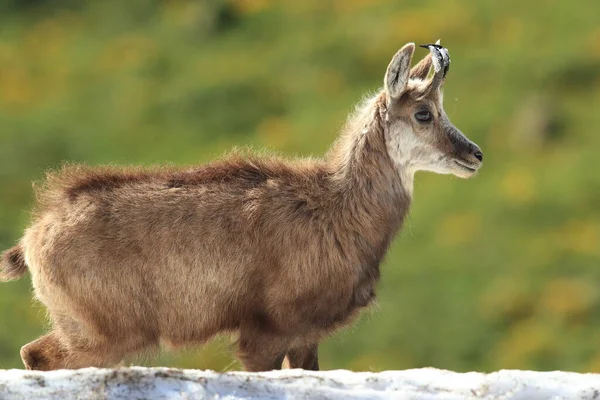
[{"xmin": 325, "ymin": 93, "xmax": 412, "ymax": 234}]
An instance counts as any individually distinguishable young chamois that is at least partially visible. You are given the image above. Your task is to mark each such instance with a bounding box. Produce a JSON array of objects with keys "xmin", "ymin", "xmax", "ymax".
[{"xmin": 0, "ymin": 42, "xmax": 482, "ymax": 372}]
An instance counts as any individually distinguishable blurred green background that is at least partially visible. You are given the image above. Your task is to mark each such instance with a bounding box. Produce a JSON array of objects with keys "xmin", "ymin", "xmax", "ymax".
[{"xmin": 1, "ymin": 0, "xmax": 599, "ymax": 372}]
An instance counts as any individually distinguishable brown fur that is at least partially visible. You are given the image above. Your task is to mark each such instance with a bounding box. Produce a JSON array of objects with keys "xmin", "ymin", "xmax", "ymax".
[
  {"xmin": 0, "ymin": 42, "xmax": 481, "ymax": 371},
  {"xmin": 0, "ymin": 245, "xmax": 28, "ymax": 281},
  {"xmin": 409, "ymin": 53, "xmax": 433, "ymax": 81}
]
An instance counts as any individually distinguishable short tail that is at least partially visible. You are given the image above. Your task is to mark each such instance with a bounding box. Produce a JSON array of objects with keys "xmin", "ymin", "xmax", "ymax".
[{"xmin": 1, "ymin": 244, "xmax": 28, "ymax": 281}]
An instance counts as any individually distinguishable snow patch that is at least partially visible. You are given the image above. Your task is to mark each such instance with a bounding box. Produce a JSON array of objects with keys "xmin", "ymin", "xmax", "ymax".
[{"xmin": 1, "ymin": 367, "xmax": 600, "ymax": 399}]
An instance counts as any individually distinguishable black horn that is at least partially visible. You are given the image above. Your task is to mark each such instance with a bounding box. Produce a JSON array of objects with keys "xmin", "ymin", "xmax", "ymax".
[{"xmin": 419, "ymin": 40, "xmax": 450, "ymax": 93}]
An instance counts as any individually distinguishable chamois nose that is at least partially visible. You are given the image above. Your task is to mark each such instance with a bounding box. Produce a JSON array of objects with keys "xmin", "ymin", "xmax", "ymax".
[{"xmin": 473, "ymin": 150, "xmax": 483, "ymax": 162}]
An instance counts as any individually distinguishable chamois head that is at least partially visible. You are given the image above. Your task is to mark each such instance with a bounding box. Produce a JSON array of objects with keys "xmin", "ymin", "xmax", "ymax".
[{"xmin": 382, "ymin": 41, "xmax": 483, "ymax": 179}]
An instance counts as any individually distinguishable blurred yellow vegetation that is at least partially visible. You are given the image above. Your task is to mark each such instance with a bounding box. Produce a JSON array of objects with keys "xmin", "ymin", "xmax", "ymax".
[
  {"xmin": 523, "ymin": 234, "xmax": 562, "ymax": 268},
  {"xmin": 0, "ymin": 66, "xmax": 33, "ymax": 109},
  {"xmin": 500, "ymin": 167, "xmax": 536, "ymax": 204},
  {"xmin": 487, "ymin": 121, "xmax": 511, "ymax": 152},
  {"xmin": 197, "ymin": 51, "xmax": 265, "ymax": 84},
  {"xmin": 24, "ymin": 17, "xmax": 70, "ymax": 62},
  {"xmin": 317, "ymin": 69, "xmax": 345, "ymax": 96},
  {"xmin": 284, "ymin": 0, "xmax": 324, "ymax": 15},
  {"xmin": 589, "ymin": 27, "xmax": 600, "ymax": 57},
  {"xmin": 538, "ymin": 278, "xmax": 598, "ymax": 321},
  {"xmin": 491, "ymin": 318, "xmax": 556, "ymax": 369},
  {"xmin": 586, "ymin": 354, "xmax": 600, "ymax": 373},
  {"xmin": 162, "ymin": 1, "xmax": 206, "ymax": 29},
  {"xmin": 256, "ymin": 117, "xmax": 292, "ymax": 149},
  {"xmin": 99, "ymin": 35, "xmax": 157, "ymax": 72},
  {"xmin": 556, "ymin": 220, "xmax": 599, "ymax": 256},
  {"xmin": 332, "ymin": 0, "xmax": 380, "ymax": 15},
  {"xmin": 491, "ymin": 18, "xmax": 523, "ymax": 46},
  {"xmin": 479, "ymin": 277, "xmax": 534, "ymax": 322},
  {"xmin": 231, "ymin": 0, "xmax": 271, "ymax": 15},
  {"xmin": 436, "ymin": 212, "xmax": 481, "ymax": 246},
  {"xmin": 348, "ymin": 353, "xmax": 383, "ymax": 371},
  {"xmin": 0, "ymin": 15, "xmax": 76, "ymax": 109},
  {"xmin": 387, "ymin": 5, "xmax": 478, "ymax": 43}
]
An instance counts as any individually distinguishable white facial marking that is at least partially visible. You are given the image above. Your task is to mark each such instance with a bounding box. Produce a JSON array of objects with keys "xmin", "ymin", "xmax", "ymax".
[
  {"xmin": 385, "ymin": 123, "xmax": 418, "ymax": 195},
  {"xmin": 384, "ymin": 86, "xmax": 458, "ymax": 190},
  {"xmin": 386, "ymin": 123, "xmax": 448, "ymax": 176}
]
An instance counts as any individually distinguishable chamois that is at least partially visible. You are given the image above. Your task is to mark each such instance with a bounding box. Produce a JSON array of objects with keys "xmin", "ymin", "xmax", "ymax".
[{"xmin": 0, "ymin": 42, "xmax": 482, "ymax": 371}]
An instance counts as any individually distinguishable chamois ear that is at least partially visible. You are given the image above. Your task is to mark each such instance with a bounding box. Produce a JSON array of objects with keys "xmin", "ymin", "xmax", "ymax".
[
  {"xmin": 384, "ymin": 43, "xmax": 415, "ymax": 100},
  {"xmin": 410, "ymin": 53, "xmax": 432, "ymax": 80}
]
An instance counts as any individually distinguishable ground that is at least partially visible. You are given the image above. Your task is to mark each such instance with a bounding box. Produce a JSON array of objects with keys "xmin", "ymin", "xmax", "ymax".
[{"xmin": 1, "ymin": 367, "xmax": 599, "ymax": 399}]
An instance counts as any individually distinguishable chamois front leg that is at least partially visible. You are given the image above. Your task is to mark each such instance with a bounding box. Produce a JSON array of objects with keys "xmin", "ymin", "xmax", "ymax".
[
  {"xmin": 283, "ymin": 343, "xmax": 319, "ymax": 371},
  {"xmin": 236, "ymin": 330, "xmax": 288, "ymax": 372}
]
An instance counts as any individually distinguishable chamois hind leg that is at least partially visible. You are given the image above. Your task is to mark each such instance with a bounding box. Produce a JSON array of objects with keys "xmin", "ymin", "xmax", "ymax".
[
  {"xmin": 20, "ymin": 329, "xmax": 124, "ymax": 371},
  {"xmin": 56, "ymin": 316, "xmax": 153, "ymax": 370},
  {"xmin": 23, "ymin": 313, "xmax": 151, "ymax": 370},
  {"xmin": 236, "ymin": 329, "xmax": 288, "ymax": 372},
  {"xmin": 283, "ymin": 343, "xmax": 319, "ymax": 371},
  {"xmin": 20, "ymin": 332, "xmax": 67, "ymax": 371}
]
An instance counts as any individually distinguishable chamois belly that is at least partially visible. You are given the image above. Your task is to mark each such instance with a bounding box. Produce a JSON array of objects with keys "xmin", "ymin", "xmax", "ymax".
[{"xmin": 272, "ymin": 275, "xmax": 378, "ymax": 337}]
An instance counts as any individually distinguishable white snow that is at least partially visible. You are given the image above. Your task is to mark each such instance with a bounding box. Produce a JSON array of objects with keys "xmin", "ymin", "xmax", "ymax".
[{"xmin": 1, "ymin": 367, "xmax": 600, "ymax": 399}]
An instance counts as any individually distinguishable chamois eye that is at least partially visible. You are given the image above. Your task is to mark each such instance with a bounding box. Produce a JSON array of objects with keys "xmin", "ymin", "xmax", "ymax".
[{"xmin": 414, "ymin": 110, "xmax": 432, "ymax": 123}]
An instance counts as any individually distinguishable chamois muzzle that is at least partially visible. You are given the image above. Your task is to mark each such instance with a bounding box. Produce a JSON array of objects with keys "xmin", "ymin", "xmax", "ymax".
[{"xmin": 448, "ymin": 125, "xmax": 483, "ymax": 177}]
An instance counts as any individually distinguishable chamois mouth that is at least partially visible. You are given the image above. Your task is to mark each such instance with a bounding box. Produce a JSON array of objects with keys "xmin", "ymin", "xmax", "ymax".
[{"xmin": 453, "ymin": 159, "xmax": 480, "ymax": 176}]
